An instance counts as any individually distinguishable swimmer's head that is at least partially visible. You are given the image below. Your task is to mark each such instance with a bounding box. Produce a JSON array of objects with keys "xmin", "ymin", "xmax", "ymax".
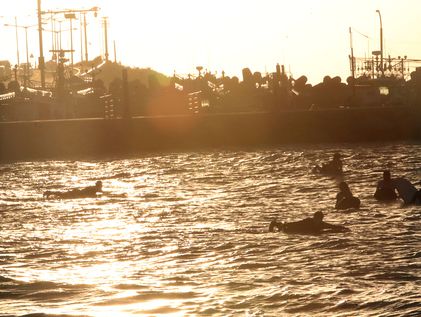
[
  {"xmin": 96, "ymin": 180, "xmax": 102, "ymax": 189},
  {"xmin": 313, "ymin": 211, "xmax": 324, "ymax": 222},
  {"xmin": 333, "ymin": 152, "xmax": 341, "ymax": 159},
  {"xmin": 339, "ymin": 181, "xmax": 350, "ymax": 192},
  {"xmin": 383, "ymin": 170, "xmax": 391, "ymax": 181}
]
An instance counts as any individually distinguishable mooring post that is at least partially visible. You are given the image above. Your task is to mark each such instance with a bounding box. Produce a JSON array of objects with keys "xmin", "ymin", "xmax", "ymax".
[{"xmin": 122, "ymin": 68, "xmax": 131, "ymax": 119}]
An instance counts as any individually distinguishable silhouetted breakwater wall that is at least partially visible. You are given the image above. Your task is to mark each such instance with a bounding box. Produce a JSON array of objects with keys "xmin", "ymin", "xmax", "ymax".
[{"xmin": 0, "ymin": 106, "xmax": 420, "ymax": 161}]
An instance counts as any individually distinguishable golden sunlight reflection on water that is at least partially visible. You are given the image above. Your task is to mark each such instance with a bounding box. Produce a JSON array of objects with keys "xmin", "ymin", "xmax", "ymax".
[
  {"xmin": 0, "ymin": 144, "xmax": 420, "ymax": 316},
  {"xmin": 88, "ymin": 300, "xmax": 188, "ymax": 317}
]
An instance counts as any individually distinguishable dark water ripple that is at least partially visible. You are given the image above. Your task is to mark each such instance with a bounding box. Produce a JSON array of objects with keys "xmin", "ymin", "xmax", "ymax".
[{"xmin": 0, "ymin": 143, "xmax": 420, "ymax": 316}]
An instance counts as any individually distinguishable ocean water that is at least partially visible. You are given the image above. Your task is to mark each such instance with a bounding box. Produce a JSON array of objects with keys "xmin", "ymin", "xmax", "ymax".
[{"xmin": 0, "ymin": 143, "xmax": 420, "ymax": 317}]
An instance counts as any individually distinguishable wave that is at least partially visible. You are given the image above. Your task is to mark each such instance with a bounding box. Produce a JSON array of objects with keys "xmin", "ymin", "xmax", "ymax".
[
  {"xmin": 367, "ymin": 272, "xmax": 419, "ymax": 282},
  {"xmin": 1, "ymin": 144, "xmax": 420, "ymax": 316},
  {"xmin": 94, "ymin": 291, "xmax": 200, "ymax": 306},
  {"xmin": 18, "ymin": 314, "xmax": 91, "ymax": 317}
]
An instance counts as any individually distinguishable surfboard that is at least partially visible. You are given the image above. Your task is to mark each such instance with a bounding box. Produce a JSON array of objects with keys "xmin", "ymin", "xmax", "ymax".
[{"xmin": 393, "ymin": 178, "xmax": 418, "ymax": 204}]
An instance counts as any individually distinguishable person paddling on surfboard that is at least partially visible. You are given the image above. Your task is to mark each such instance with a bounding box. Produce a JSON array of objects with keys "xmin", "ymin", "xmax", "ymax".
[
  {"xmin": 43, "ymin": 181, "xmax": 103, "ymax": 199},
  {"xmin": 269, "ymin": 211, "xmax": 349, "ymax": 234}
]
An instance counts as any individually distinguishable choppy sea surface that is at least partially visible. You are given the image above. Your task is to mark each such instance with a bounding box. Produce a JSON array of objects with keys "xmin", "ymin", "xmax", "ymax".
[{"xmin": 0, "ymin": 143, "xmax": 420, "ymax": 317}]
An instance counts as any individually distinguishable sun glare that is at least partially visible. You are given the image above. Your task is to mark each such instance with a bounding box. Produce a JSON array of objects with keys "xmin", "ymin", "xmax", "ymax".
[{"xmin": 1, "ymin": 0, "xmax": 421, "ymax": 82}]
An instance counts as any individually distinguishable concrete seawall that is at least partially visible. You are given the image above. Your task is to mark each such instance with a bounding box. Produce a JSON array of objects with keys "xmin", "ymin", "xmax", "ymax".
[{"xmin": 1, "ymin": 106, "xmax": 420, "ymax": 161}]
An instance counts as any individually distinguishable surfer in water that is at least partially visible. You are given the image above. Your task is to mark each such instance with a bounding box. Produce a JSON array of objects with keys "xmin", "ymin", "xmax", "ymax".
[
  {"xmin": 374, "ymin": 171, "xmax": 420, "ymax": 205},
  {"xmin": 335, "ymin": 181, "xmax": 360, "ymax": 210},
  {"xmin": 269, "ymin": 211, "xmax": 349, "ymax": 234},
  {"xmin": 43, "ymin": 181, "xmax": 103, "ymax": 199},
  {"xmin": 313, "ymin": 152, "xmax": 343, "ymax": 176},
  {"xmin": 374, "ymin": 170, "xmax": 398, "ymax": 202}
]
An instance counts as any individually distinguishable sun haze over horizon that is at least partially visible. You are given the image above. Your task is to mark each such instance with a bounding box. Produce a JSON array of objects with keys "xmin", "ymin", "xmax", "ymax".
[{"xmin": 0, "ymin": 0, "xmax": 420, "ymax": 84}]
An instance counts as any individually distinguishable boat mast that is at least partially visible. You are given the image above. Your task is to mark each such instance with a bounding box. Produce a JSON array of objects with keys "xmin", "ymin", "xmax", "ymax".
[
  {"xmin": 349, "ymin": 27, "xmax": 355, "ymax": 80},
  {"xmin": 37, "ymin": 0, "xmax": 46, "ymax": 88}
]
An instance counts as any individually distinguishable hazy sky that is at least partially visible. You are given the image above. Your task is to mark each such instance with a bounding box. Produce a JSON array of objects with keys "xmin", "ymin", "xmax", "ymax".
[{"xmin": 1, "ymin": 0, "xmax": 420, "ymax": 84}]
